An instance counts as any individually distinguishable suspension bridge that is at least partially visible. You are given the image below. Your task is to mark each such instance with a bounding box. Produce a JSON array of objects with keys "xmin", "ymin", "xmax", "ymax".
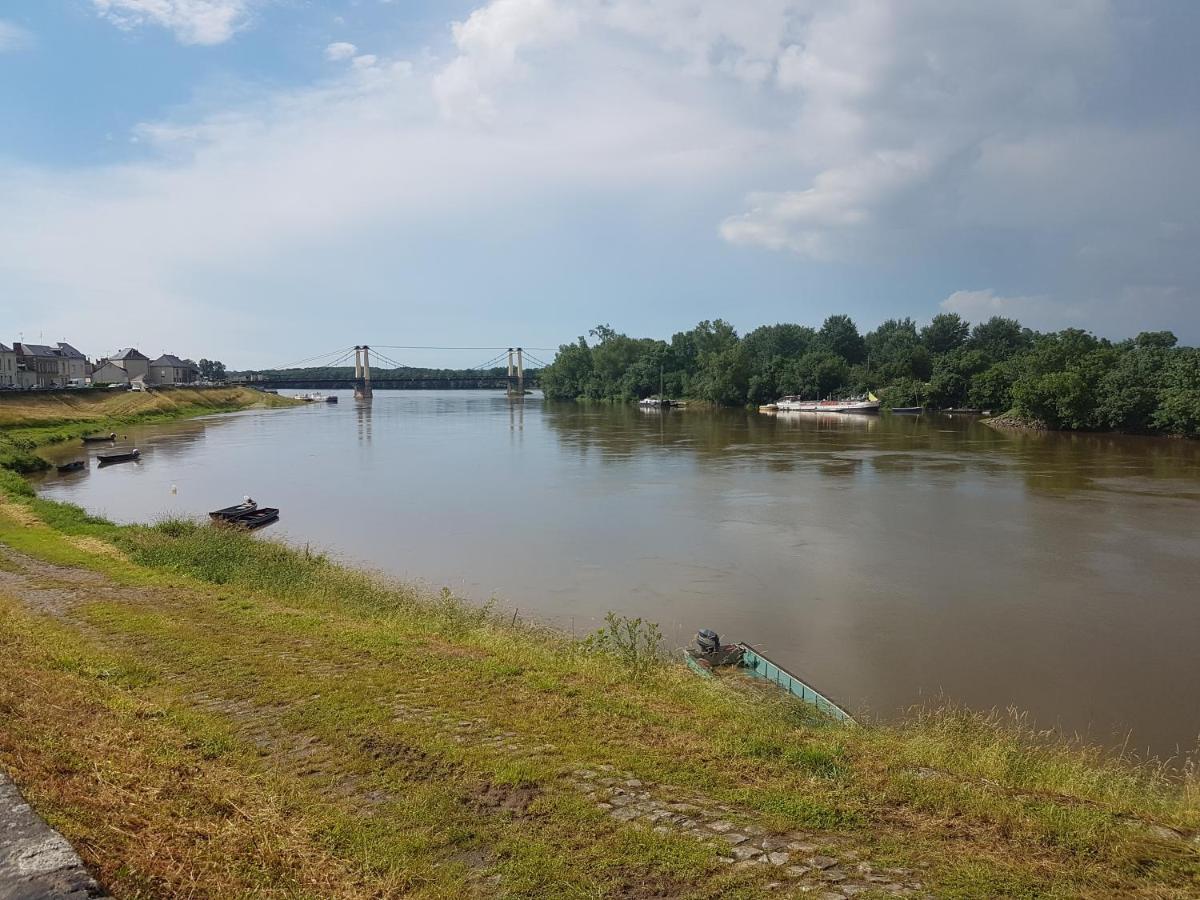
[{"xmin": 230, "ymin": 345, "xmax": 556, "ymax": 397}]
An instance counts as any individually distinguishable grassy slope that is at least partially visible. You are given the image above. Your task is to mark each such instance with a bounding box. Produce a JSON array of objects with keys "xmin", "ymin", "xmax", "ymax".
[
  {"xmin": 0, "ymin": 476, "xmax": 1197, "ymax": 899},
  {"xmin": 0, "ymin": 386, "xmax": 298, "ymax": 471}
]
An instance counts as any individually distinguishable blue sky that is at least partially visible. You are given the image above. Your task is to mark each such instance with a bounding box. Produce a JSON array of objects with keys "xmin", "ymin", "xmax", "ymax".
[{"xmin": 1, "ymin": 1, "xmax": 1198, "ymax": 368}]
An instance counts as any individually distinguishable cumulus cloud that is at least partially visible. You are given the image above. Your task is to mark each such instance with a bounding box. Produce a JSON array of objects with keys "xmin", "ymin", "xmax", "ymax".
[
  {"xmin": 3, "ymin": 0, "xmax": 1200, "ymax": 353},
  {"xmin": 324, "ymin": 41, "xmax": 357, "ymax": 62},
  {"xmin": 0, "ymin": 19, "xmax": 33, "ymax": 52},
  {"xmin": 93, "ymin": 0, "xmax": 252, "ymax": 45}
]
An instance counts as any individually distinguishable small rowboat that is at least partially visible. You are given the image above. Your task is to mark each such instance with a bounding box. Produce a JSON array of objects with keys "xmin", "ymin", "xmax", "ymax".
[
  {"xmin": 228, "ymin": 507, "xmax": 279, "ymax": 530},
  {"xmin": 684, "ymin": 629, "xmax": 854, "ymax": 724},
  {"xmin": 57, "ymin": 460, "xmax": 87, "ymax": 473},
  {"xmin": 209, "ymin": 501, "xmax": 257, "ymax": 522},
  {"xmin": 890, "ymin": 407, "xmax": 922, "ymax": 414},
  {"xmin": 97, "ymin": 449, "xmax": 140, "ymax": 464},
  {"xmin": 81, "ymin": 432, "xmax": 117, "ymax": 444}
]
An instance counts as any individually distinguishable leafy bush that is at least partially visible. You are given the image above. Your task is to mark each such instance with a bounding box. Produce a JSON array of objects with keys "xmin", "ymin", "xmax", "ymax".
[{"xmin": 581, "ymin": 612, "xmax": 664, "ymax": 680}]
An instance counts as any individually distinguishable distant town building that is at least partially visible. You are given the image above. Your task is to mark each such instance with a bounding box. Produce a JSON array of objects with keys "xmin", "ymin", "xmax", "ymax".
[
  {"xmin": 108, "ymin": 347, "xmax": 150, "ymax": 381},
  {"xmin": 91, "ymin": 360, "xmax": 130, "ymax": 385},
  {"xmin": 12, "ymin": 343, "xmax": 70, "ymax": 389},
  {"xmin": 148, "ymin": 354, "xmax": 200, "ymax": 386},
  {"xmin": 56, "ymin": 342, "xmax": 91, "ymax": 382},
  {"xmin": 0, "ymin": 343, "xmax": 16, "ymax": 387}
]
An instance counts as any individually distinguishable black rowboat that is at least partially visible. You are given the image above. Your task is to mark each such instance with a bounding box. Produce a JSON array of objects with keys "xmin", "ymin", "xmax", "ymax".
[
  {"xmin": 891, "ymin": 407, "xmax": 922, "ymax": 414},
  {"xmin": 229, "ymin": 507, "xmax": 279, "ymax": 530},
  {"xmin": 209, "ymin": 501, "xmax": 257, "ymax": 522},
  {"xmin": 81, "ymin": 432, "xmax": 117, "ymax": 444},
  {"xmin": 57, "ymin": 460, "xmax": 87, "ymax": 473},
  {"xmin": 97, "ymin": 449, "xmax": 140, "ymax": 464}
]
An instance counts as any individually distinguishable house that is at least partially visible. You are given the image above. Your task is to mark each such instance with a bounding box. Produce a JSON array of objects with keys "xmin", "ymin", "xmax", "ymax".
[
  {"xmin": 12, "ymin": 343, "xmax": 69, "ymax": 389},
  {"xmin": 91, "ymin": 360, "xmax": 130, "ymax": 385},
  {"xmin": 148, "ymin": 354, "xmax": 199, "ymax": 386},
  {"xmin": 0, "ymin": 343, "xmax": 16, "ymax": 387},
  {"xmin": 109, "ymin": 347, "xmax": 150, "ymax": 381},
  {"xmin": 56, "ymin": 342, "xmax": 91, "ymax": 382}
]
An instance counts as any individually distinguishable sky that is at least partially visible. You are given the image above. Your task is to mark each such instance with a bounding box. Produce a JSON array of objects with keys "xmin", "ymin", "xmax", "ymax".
[{"xmin": 1, "ymin": 1, "xmax": 1198, "ymax": 369}]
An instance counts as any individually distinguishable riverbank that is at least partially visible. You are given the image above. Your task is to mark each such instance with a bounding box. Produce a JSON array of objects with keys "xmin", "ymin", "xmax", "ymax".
[
  {"xmin": 0, "ymin": 478, "xmax": 1196, "ymax": 898},
  {"xmin": 0, "ymin": 386, "xmax": 299, "ymax": 472}
]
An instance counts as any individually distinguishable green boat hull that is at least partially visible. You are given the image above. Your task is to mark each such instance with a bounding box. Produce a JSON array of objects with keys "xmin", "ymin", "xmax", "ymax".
[{"xmin": 684, "ymin": 644, "xmax": 854, "ymax": 724}]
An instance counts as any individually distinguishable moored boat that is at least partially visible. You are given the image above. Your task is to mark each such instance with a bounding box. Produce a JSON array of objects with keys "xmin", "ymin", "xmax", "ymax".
[
  {"xmin": 890, "ymin": 406, "xmax": 922, "ymax": 414},
  {"xmin": 81, "ymin": 432, "xmax": 117, "ymax": 444},
  {"xmin": 209, "ymin": 498, "xmax": 258, "ymax": 521},
  {"xmin": 775, "ymin": 393, "xmax": 881, "ymax": 414},
  {"xmin": 228, "ymin": 507, "xmax": 279, "ymax": 530},
  {"xmin": 97, "ymin": 449, "xmax": 140, "ymax": 464},
  {"xmin": 56, "ymin": 460, "xmax": 87, "ymax": 473},
  {"xmin": 683, "ymin": 629, "xmax": 854, "ymax": 723}
]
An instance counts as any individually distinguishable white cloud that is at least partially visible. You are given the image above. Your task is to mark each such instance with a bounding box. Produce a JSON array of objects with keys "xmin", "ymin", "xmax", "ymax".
[
  {"xmin": 324, "ymin": 41, "xmax": 357, "ymax": 62},
  {"xmin": 3, "ymin": 0, "xmax": 1200, "ymax": 354},
  {"xmin": 942, "ymin": 286, "xmax": 1198, "ymax": 339},
  {"xmin": 93, "ymin": 0, "xmax": 252, "ymax": 45},
  {"xmin": 0, "ymin": 19, "xmax": 33, "ymax": 52}
]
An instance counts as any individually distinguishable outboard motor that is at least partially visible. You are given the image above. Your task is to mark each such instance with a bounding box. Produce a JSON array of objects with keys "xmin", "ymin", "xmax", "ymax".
[{"xmin": 696, "ymin": 629, "xmax": 721, "ymax": 655}]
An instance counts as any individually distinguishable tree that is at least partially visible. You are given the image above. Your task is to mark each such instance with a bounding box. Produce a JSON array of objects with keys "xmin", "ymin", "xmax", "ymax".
[
  {"xmin": 198, "ymin": 359, "xmax": 226, "ymax": 381},
  {"xmin": 781, "ymin": 351, "xmax": 849, "ymax": 399},
  {"xmin": 969, "ymin": 317, "xmax": 1031, "ymax": 361},
  {"xmin": 817, "ymin": 315, "xmax": 866, "ymax": 364},
  {"xmin": 540, "ymin": 339, "xmax": 593, "ymax": 400},
  {"xmin": 865, "ymin": 318, "xmax": 930, "ymax": 382},
  {"xmin": 921, "ymin": 313, "xmax": 970, "ymax": 355},
  {"xmin": 1151, "ymin": 348, "xmax": 1200, "ymax": 435}
]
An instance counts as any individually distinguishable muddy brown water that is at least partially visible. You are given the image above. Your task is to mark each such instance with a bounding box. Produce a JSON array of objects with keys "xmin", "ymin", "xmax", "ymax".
[{"xmin": 32, "ymin": 391, "xmax": 1200, "ymax": 757}]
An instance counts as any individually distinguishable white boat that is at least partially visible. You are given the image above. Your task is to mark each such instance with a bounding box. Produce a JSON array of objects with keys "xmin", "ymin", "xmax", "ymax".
[{"xmin": 775, "ymin": 392, "xmax": 880, "ymax": 414}]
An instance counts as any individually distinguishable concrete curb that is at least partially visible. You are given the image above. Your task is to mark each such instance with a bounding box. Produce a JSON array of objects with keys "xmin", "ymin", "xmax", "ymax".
[{"xmin": 0, "ymin": 771, "xmax": 110, "ymax": 900}]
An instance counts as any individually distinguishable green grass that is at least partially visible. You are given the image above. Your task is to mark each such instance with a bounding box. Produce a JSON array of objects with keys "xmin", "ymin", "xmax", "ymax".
[{"xmin": 0, "ymin": 462, "xmax": 1198, "ymax": 896}]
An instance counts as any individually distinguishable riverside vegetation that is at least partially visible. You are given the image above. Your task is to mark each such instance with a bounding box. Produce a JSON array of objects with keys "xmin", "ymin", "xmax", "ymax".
[
  {"xmin": 0, "ymin": 402, "xmax": 1198, "ymax": 897},
  {"xmin": 0, "ymin": 385, "xmax": 299, "ymax": 473},
  {"xmin": 539, "ymin": 317, "xmax": 1200, "ymax": 435}
]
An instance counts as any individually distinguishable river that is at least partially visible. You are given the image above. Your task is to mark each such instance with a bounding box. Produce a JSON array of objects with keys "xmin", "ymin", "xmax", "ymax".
[{"xmin": 34, "ymin": 390, "xmax": 1200, "ymax": 757}]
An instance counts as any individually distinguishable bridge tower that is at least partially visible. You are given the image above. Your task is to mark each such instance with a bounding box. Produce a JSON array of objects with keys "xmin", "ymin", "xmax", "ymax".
[
  {"xmin": 354, "ymin": 345, "xmax": 373, "ymax": 400},
  {"xmin": 506, "ymin": 347, "xmax": 525, "ymax": 398}
]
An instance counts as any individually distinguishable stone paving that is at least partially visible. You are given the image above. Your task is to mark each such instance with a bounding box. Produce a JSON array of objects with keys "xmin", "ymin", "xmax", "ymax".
[
  {"xmin": 0, "ymin": 771, "xmax": 110, "ymax": 900},
  {"xmin": 393, "ymin": 690, "xmax": 932, "ymax": 898}
]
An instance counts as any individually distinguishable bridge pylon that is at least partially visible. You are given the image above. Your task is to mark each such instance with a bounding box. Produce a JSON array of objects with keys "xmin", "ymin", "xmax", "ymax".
[
  {"xmin": 354, "ymin": 345, "xmax": 373, "ymax": 400},
  {"xmin": 506, "ymin": 347, "xmax": 526, "ymax": 399}
]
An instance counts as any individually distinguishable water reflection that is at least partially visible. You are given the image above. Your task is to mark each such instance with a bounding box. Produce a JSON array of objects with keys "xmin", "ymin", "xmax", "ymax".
[{"xmin": 33, "ymin": 392, "xmax": 1200, "ymax": 757}]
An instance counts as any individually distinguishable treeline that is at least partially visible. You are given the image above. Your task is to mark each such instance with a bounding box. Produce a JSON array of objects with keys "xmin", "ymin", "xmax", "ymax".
[{"xmin": 540, "ymin": 317, "xmax": 1200, "ymax": 435}]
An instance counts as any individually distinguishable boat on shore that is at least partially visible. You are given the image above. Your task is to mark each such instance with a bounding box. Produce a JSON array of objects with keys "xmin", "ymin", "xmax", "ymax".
[
  {"xmin": 81, "ymin": 432, "xmax": 116, "ymax": 444},
  {"xmin": 56, "ymin": 460, "xmax": 87, "ymax": 474},
  {"xmin": 775, "ymin": 393, "xmax": 880, "ymax": 414},
  {"xmin": 97, "ymin": 449, "xmax": 140, "ymax": 465},
  {"xmin": 683, "ymin": 629, "xmax": 854, "ymax": 723}
]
